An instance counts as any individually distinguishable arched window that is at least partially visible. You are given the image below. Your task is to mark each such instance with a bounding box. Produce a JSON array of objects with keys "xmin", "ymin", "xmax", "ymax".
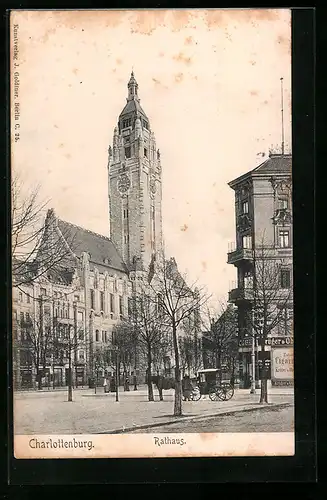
[{"xmin": 95, "ymin": 329, "xmax": 99, "ymax": 342}]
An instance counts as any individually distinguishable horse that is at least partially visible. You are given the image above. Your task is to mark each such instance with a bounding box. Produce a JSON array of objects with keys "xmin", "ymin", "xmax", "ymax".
[{"xmin": 150, "ymin": 375, "xmax": 175, "ymax": 401}]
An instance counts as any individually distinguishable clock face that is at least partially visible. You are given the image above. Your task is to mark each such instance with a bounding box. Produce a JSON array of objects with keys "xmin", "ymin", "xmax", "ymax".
[{"xmin": 117, "ymin": 174, "xmax": 131, "ymax": 194}]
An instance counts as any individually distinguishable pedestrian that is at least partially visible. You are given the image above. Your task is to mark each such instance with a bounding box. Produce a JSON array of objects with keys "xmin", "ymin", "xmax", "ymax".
[
  {"xmin": 182, "ymin": 375, "xmax": 193, "ymax": 401},
  {"xmin": 103, "ymin": 377, "xmax": 108, "ymax": 393}
]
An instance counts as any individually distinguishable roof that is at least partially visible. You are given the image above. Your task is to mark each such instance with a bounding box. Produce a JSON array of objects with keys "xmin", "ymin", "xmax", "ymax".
[
  {"xmin": 57, "ymin": 219, "xmax": 128, "ymax": 274},
  {"xmin": 253, "ymin": 153, "xmax": 292, "ymax": 174},
  {"xmin": 119, "ymin": 98, "xmax": 148, "ymax": 120},
  {"xmin": 197, "ymin": 369, "xmax": 220, "ymax": 373},
  {"xmin": 228, "ymin": 153, "xmax": 292, "ymax": 189}
]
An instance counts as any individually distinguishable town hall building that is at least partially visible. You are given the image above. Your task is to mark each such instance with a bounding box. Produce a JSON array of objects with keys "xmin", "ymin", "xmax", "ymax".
[{"xmin": 12, "ymin": 72, "xmax": 173, "ymax": 389}]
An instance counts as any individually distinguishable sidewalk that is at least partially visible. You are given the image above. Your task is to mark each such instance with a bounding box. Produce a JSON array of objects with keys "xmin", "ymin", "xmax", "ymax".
[
  {"xmin": 14, "ymin": 385, "xmax": 294, "ymax": 435},
  {"xmin": 15, "ymin": 384, "xmax": 294, "ymax": 396}
]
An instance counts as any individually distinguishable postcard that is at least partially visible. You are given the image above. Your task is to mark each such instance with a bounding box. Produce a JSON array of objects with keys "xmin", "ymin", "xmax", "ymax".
[{"xmin": 10, "ymin": 8, "xmax": 294, "ymax": 459}]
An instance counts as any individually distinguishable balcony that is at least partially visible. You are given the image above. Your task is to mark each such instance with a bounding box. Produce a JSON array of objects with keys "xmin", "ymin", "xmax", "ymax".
[
  {"xmin": 228, "ymin": 287, "xmax": 254, "ymax": 304},
  {"xmin": 227, "ymin": 243, "xmax": 253, "ymax": 266}
]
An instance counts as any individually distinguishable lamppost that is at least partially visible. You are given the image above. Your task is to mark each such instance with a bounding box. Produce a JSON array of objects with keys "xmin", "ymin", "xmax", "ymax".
[
  {"xmin": 67, "ymin": 324, "xmax": 73, "ymax": 402},
  {"xmin": 250, "ymin": 329, "xmax": 256, "ymax": 395},
  {"xmin": 250, "ymin": 308, "xmax": 263, "ymax": 394},
  {"xmin": 111, "ymin": 345, "xmax": 119, "ymax": 402}
]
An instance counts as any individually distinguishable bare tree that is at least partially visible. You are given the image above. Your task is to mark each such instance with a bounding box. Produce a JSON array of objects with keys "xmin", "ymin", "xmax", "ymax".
[
  {"xmin": 90, "ymin": 345, "xmax": 107, "ymax": 394},
  {"xmin": 111, "ymin": 322, "xmax": 136, "ymax": 391},
  {"xmin": 149, "ymin": 255, "xmax": 209, "ymax": 416},
  {"xmin": 12, "ymin": 173, "xmax": 76, "ymax": 288},
  {"xmin": 128, "ymin": 288, "xmax": 169, "ymax": 401},
  {"xmin": 16, "ymin": 296, "xmax": 53, "ymax": 390},
  {"xmin": 201, "ymin": 302, "xmax": 238, "ymax": 382},
  {"xmin": 179, "ymin": 306, "xmax": 203, "ymax": 377},
  {"xmin": 248, "ymin": 241, "xmax": 293, "ymax": 403}
]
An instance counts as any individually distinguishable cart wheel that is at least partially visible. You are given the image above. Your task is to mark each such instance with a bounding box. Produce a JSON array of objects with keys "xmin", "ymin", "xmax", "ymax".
[
  {"xmin": 191, "ymin": 387, "xmax": 201, "ymax": 401},
  {"xmin": 223, "ymin": 385, "xmax": 234, "ymax": 401},
  {"xmin": 215, "ymin": 387, "xmax": 226, "ymax": 401},
  {"xmin": 218, "ymin": 384, "xmax": 234, "ymax": 401},
  {"xmin": 209, "ymin": 389, "xmax": 219, "ymax": 401}
]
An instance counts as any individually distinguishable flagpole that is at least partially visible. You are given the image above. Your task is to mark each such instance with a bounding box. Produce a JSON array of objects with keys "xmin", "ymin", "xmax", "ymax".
[{"xmin": 280, "ymin": 77, "xmax": 285, "ymax": 155}]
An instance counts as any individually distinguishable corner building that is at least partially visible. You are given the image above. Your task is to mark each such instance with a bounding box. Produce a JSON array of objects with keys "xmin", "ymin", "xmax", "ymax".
[{"xmin": 227, "ymin": 153, "xmax": 293, "ymax": 389}]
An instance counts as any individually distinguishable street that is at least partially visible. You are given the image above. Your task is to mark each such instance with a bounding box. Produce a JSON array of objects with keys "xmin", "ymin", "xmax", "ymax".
[
  {"xmin": 129, "ymin": 405, "xmax": 294, "ymax": 433},
  {"xmin": 14, "ymin": 385, "xmax": 294, "ymax": 435}
]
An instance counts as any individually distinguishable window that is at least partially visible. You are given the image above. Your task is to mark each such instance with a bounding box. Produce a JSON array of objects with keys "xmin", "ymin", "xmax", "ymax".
[
  {"xmin": 279, "ymin": 230, "xmax": 289, "ymax": 248},
  {"xmin": 124, "ymin": 234, "xmax": 128, "ymax": 244},
  {"xmin": 27, "ymin": 294, "xmax": 31, "ymax": 304},
  {"xmin": 119, "ymin": 296, "xmax": 124, "ymax": 318},
  {"xmin": 64, "ymin": 309, "xmax": 68, "ymax": 319},
  {"xmin": 90, "ymin": 289, "xmax": 95, "ymax": 309},
  {"xmin": 25, "ymin": 312, "xmax": 30, "ymax": 322},
  {"xmin": 77, "ymin": 311, "xmax": 84, "ymax": 322},
  {"xmin": 278, "ymin": 198, "xmax": 289, "ymax": 209},
  {"xmin": 102, "ymin": 330, "xmax": 105, "ymax": 342},
  {"xmin": 20, "ymin": 312, "xmax": 24, "ymax": 324},
  {"xmin": 125, "ymin": 146, "xmax": 131, "ymax": 159},
  {"xmin": 78, "ymin": 329, "xmax": 84, "ymax": 340},
  {"xmin": 157, "ymin": 293, "xmax": 164, "ymax": 315},
  {"xmin": 280, "ymin": 269, "xmax": 291, "ymax": 289},
  {"xmin": 100, "ymin": 291, "xmax": 105, "ymax": 312},
  {"xmin": 110, "ymin": 293, "xmax": 115, "ymax": 314},
  {"xmin": 104, "ymin": 331, "xmax": 108, "ymax": 342},
  {"xmin": 79, "ymin": 350, "xmax": 85, "ymax": 360},
  {"xmin": 244, "ymin": 273, "xmax": 253, "ymax": 289},
  {"xmin": 278, "ymin": 307, "xmax": 293, "ymax": 335},
  {"xmin": 128, "ymin": 298, "xmax": 133, "ymax": 319},
  {"xmin": 242, "ymin": 235, "xmax": 252, "ymax": 249},
  {"xmin": 123, "ymin": 209, "xmax": 128, "ymax": 219},
  {"xmin": 144, "ymin": 148, "xmax": 148, "ymax": 158},
  {"xmin": 19, "ymin": 292, "xmax": 23, "ymax": 302},
  {"xmin": 142, "ymin": 120, "xmax": 149, "ymax": 130},
  {"xmin": 40, "ymin": 288, "xmax": 46, "ymax": 296},
  {"xmin": 95, "ymin": 330, "xmax": 99, "ymax": 342},
  {"xmin": 242, "ymin": 201, "xmax": 249, "ymax": 214},
  {"xmin": 122, "ymin": 118, "xmax": 131, "ymax": 129}
]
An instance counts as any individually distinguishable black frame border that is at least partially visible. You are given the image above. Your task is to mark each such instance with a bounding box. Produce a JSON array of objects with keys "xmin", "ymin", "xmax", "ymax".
[{"xmin": 2, "ymin": 6, "xmax": 316, "ymax": 485}]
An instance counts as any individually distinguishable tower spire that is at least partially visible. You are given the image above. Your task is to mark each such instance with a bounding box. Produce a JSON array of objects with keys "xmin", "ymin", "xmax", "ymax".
[
  {"xmin": 280, "ymin": 77, "xmax": 285, "ymax": 155},
  {"xmin": 127, "ymin": 70, "xmax": 139, "ymax": 101}
]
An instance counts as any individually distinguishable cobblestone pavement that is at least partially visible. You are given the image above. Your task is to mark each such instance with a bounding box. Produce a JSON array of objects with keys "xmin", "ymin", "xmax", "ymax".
[
  {"xmin": 14, "ymin": 385, "xmax": 294, "ymax": 435},
  {"xmin": 130, "ymin": 405, "xmax": 294, "ymax": 434}
]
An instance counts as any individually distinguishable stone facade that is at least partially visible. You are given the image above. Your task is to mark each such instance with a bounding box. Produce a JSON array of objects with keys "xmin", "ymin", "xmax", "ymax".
[
  {"xmin": 12, "ymin": 73, "xmax": 173, "ymax": 389},
  {"xmin": 227, "ymin": 153, "xmax": 293, "ymax": 389}
]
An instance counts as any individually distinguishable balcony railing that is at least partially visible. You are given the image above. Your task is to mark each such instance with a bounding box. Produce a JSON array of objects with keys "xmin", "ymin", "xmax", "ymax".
[
  {"xmin": 228, "ymin": 287, "xmax": 254, "ymax": 303},
  {"xmin": 227, "ymin": 245, "xmax": 253, "ymax": 265}
]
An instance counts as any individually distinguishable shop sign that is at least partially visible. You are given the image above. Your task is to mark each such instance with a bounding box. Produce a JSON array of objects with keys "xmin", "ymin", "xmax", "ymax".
[
  {"xmin": 238, "ymin": 336, "xmax": 293, "ymax": 348},
  {"xmin": 271, "ymin": 347, "xmax": 294, "ymax": 380}
]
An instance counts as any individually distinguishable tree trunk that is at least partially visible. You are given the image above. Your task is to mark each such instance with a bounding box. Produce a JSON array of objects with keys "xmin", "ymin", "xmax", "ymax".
[
  {"xmin": 37, "ymin": 371, "xmax": 42, "ymax": 390},
  {"xmin": 172, "ymin": 322, "xmax": 182, "ymax": 416},
  {"xmin": 146, "ymin": 349, "xmax": 154, "ymax": 402},
  {"xmin": 68, "ymin": 351, "xmax": 73, "ymax": 402},
  {"xmin": 259, "ymin": 342, "xmax": 268, "ymax": 403}
]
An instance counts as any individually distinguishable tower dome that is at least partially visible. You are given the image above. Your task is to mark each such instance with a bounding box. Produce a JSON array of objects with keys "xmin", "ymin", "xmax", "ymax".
[{"xmin": 118, "ymin": 71, "xmax": 150, "ymax": 133}]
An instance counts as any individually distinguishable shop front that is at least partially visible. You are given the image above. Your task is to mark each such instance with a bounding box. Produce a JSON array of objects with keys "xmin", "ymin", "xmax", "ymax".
[
  {"xmin": 238, "ymin": 336, "xmax": 294, "ymax": 389},
  {"xmin": 271, "ymin": 345, "xmax": 294, "ymax": 386}
]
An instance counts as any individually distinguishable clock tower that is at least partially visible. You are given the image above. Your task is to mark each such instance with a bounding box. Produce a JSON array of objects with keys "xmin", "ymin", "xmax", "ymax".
[{"xmin": 107, "ymin": 72, "xmax": 163, "ymax": 273}]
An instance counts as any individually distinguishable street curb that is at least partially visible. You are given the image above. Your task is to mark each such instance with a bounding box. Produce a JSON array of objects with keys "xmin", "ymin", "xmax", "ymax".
[{"xmin": 101, "ymin": 402, "xmax": 293, "ymax": 434}]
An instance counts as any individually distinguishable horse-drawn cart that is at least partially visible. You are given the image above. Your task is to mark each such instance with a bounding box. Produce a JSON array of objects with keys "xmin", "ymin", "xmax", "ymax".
[{"xmin": 190, "ymin": 368, "xmax": 234, "ymax": 402}]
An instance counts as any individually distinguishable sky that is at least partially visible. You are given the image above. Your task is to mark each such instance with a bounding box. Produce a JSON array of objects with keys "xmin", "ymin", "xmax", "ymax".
[{"xmin": 11, "ymin": 9, "xmax": 292, "ymax": 309}]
